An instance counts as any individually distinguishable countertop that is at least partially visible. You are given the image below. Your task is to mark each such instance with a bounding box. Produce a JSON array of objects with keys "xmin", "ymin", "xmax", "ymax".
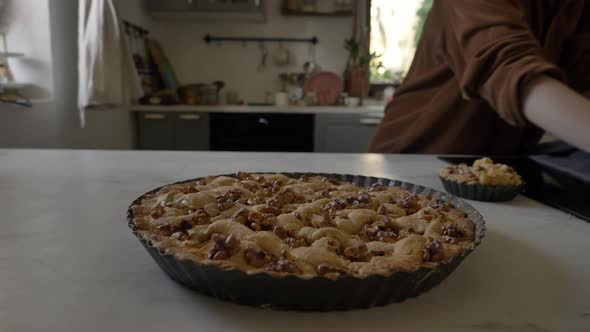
[
  {"xmin": 0, "ymin": 149, "xmax": 588, "ymax": 332},
  {"xmin": 129, "ymin": 104, "xmax": 385, "ymax": 116}
]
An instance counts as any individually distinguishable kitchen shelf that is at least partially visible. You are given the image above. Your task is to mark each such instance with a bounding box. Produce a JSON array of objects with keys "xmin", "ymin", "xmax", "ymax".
[
  {"xmin": 0, "ymin": 82, "xmax": 29, "ymax": 90},
  {"xmin": 0, "ymin": 52, "xmax": 25, "ymax": 58},
  {"xmin": 281, "ymin": 9, "xmax": 353, "ymax": 17}
]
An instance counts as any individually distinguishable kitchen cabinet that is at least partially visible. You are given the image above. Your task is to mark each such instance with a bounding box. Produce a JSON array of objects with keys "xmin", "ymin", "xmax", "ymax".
[
  {"xmin": 144, "ymin": 0, "xmax": 265, "ymax": 22},
  {"xmin": 210, "ymin": 113, "xmax": 314, "ymax": 152},
  {"xmin": 136, "ymin": 112, "xmax": 209, "ymax": 150},
  {"xmin": 314, "ymin": 113, "xmax": 379, "ymax": 153},
  {"xmin": 133, "ymin": 107, "xmax": 382, "ymax": 152}
]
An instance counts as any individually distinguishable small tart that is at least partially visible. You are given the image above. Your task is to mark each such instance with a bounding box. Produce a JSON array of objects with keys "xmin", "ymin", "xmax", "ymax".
[{"xmin": 440, "ymin": 157, "xmax": 523, "ymax": 186}]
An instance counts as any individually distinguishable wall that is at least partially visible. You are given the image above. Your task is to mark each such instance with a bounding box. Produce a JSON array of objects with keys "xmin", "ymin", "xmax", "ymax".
[
  {"xmin": 151, "ymin": 0, "xmax": 352, "ymax": 102},
  {"xmin": 0, "ymin": 0, "xmax": 57, "ymax": 148},
  {"xmin": 51, "ymin": 0, "xmax": 154, "ymax": 149},
  {"xmin": 0, "ymin": 0, "xmax": 148, "ymax": 149}
]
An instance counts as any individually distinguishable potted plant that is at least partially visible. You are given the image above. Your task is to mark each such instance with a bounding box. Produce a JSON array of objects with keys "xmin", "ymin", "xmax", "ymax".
[{"xmin": 344, "ymin": 38, "xmax": 380, "ymax": 98}]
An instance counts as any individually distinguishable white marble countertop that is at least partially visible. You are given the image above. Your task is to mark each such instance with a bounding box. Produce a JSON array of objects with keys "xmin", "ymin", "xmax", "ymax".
[
  {"xmin": 0, "ymin": 149, "xmax": 588, "ymax": 332},
  {"xmin": 129, "ymin": 104, "xmax": 385, "ymax": 116}
]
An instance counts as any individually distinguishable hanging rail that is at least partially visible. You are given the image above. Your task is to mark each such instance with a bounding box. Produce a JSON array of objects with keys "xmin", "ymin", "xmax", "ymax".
[
  {"xmin": 203, "ymin": 34, "xmax": 318, "ymax": 45},
  {"xmin": 123, "ymin": 20, "xmax": 149, "ymax": 36}
]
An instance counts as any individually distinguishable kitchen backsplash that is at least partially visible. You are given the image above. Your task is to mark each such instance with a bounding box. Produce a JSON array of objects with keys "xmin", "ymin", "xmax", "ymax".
[{"xmin": 144, "ymin": 1, "xmax": 352, "ymax": 103}]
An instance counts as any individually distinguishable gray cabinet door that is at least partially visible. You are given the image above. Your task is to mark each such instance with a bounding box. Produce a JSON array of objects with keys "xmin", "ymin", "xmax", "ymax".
[
  {"xmin": 173, "ymin": 112, "xmax": 209, "ymax": 151},
  {"xmin": 314, "ymin": 114, "xmax": 380, "ymax": 153},
  {"xmin": 136, "ymin": 112, "xmax": 209, "ymax": 150},
  {"xmin": 137, "ymin": 112, "xmax": 175, "ymax": 150}
]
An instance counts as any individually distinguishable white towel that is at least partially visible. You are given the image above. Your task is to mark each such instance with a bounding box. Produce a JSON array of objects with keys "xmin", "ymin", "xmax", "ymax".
[{"xmin": 78, "ymin": 0, "xmax": 142, "ymax": 127}]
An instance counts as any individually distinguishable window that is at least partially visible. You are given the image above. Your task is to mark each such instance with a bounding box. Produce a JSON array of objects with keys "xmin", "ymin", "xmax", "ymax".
[{"xmin": 370, "ymin": 0, "xmax": 433, "ymax": 83}]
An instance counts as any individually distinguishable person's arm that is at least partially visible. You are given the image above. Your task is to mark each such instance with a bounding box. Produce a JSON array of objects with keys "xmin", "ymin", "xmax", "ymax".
[
  {"xmin": 523, "ymin": 76, "xmax": 590, "ymax": 152},
  {"xmin": 437, "ymin": 0, "xmax": 590, "ymax": 143}
]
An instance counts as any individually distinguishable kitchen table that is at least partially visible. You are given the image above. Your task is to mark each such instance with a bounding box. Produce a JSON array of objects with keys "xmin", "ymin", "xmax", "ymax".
[{"xmin": 0, "ymin": 149, "xmax": 588, "ymax": 331}]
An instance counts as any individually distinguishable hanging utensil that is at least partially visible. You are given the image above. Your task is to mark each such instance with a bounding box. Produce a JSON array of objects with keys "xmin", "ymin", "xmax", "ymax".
[
  {"xmin": 303, "ymin": 43, "xmax": 320, "ymax": 76},
  {"xmin": 257, "ymin": 42, "xmax": 268, "ymax": 72},
  {"xmin": 273, "ymin": 42, "xmax": 290, "ymax": 67}
]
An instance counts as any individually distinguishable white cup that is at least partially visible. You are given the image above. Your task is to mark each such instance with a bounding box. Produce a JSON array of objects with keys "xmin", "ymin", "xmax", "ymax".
[
  {"xmin": 275, "ymin": 92, "xmax": 289, "ymax": 106},
  {"xmin": 345, "ymin": 97, "xmax": 360, "ymax": 107}
]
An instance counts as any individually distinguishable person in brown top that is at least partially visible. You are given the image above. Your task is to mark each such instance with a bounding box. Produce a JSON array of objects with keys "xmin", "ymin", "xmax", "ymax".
[{"xmin": 369, "ymin": 0, "xmax": 590, "ymax": 155}]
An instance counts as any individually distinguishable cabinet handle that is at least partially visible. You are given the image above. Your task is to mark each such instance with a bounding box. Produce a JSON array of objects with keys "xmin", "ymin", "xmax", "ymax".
[
  {"xmin": 144, "ymin": 113, "xmax": 166, "ymax": 120},
  {"xmin": 178, "ymin": 114, "xmax": 201, "ymax": 121},
  {"xmin": 359, "ymin": 118, "xmax": 381, "ymax": 126}
]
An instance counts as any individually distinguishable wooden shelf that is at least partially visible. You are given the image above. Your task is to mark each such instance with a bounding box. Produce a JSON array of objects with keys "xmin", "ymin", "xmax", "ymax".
[
  {"xmin": 0, "ymin": 52, "xmax": 25, "ymax": 58},
  {"xmin": 281, "ymin": 8, "xmax": 352, "ymax": 16},
  {"xmin": 0, "ymin": 82, "xmax": 29, "ymax": 90}
]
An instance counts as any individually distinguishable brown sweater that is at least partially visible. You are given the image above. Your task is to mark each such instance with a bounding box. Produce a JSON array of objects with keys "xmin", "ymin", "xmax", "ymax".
[{"xmin": 369, "ymin": 0, "xmax": 590, "ymax": 155}]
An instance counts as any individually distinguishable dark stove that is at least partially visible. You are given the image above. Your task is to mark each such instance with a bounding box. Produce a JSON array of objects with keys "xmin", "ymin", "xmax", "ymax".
[{"xmin": 438, "ymin": 143, "xmax": 590, "ymax": 222}]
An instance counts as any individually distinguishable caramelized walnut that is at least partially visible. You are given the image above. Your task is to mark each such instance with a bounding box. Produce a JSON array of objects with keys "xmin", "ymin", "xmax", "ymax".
[
  {"xmin": 272, "ymin": 225, "xmax": 288, "ymax": 239},
  {"xmin": 343, "ymin": 243, "xmax": 372, "ymax": 261},
  {"xmin": 224, "ymin": 234, "xmax": 240, "ymax": 249},
  {"xmin": 248, "ymin": 211, "xmax": 277, "ymax": 230},
  {"xmin": 430, "ymin": 199, "xmax": 448, "ymax": 211},
  {"xmin": 365, "ymin": 224, "xmax": 397, "ymax": 242},
  {"xmin": 285, "ymin": 237, "xmax": 308, "ymax": 248},
  {"xmin": 188, "ymin": 209, "xmax": 210, "ymax": 225},
  {"xmin": 270, "ymin": 180, "xmax": 282, "ymax": 193},
  {"xmin": 371, "ymin": 216, "xmax": 394, "ymax": 231},
  {"xmin": 325, "ymin": 198, "xmax": 347, "ymax": 213},
  {"xmin": 442, "ymin": 223, "xmax": 463, "ymax": 237},
  {"xmin": 247, "ymin": 196, "xmax": 266, "ymax": 206},
  {"xmin": 397, "ymin": 194, "xmax": 420, "ymax": 214},
  {"xmin": 236, "ymin": 171, "xmax": 253, "ymax": 180},
  {"xmin": 321, "ymin": 177, "xmax": 341, "ymax": 185},
  {"xmin": 243, "ymin": 247, "xmax": 270, "ymax": 268},
  {"xmin": 317, "ymin": 263, "xmax": 344, "ymax": 280},
  {"xmin": 299, "ymin": 175, "xmax": 310, "ymax": 182},
  {"xmin": 181, "ymin": 185, "xmax": 199, "ymax": 194},
  {"xmin": 422, "ymin": 239, "xmax": 442, "ymax": 262},
  {"xmin": 232, "ymin": 208, "xmax": 250, "ymax": 224},
  {"xmin": 354, "ymin": 192, "xmax": 372, "ymax": 204},
  {"xmin": 170, "ymin": 231, "xmax": 189, "ymax": 241},
  {"xmin": 371, "ymin": 250, "xmax": 386, "ymax": 256},
  {"xmin": 216, "ymin": 193, "xmax": 235, "ymax": 211},
  {"xmin": 249, "ymin": 222, "xmax": 262, "ymax": 231},
  {"xmin": 368, "ymin": 183, "xmax": 387, "ymax": 192},
  {"xmin": 228, "ymin": 188, "xmax": 244, "ymax": 200},
  {"xmin": 208, "ymin": 233, "xmax": 241, "ymax": 260},
  {"xmin": 156, "ymin": 218, "xmax": 193, "ymax": 235},
  {"xmin": 267, "ymin": 198, "xmax": 283, "ymax": 209},
  {"xmin": 259, "ymin": 204, "xmax": 281, "ymax": 216},
  {"xmin": 266, "ymin": 251, "xmax": 301, "ymax": 274},
  {"xmin": 441, "ymin": 223, "xmax": 464, "ymax": 243}
]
